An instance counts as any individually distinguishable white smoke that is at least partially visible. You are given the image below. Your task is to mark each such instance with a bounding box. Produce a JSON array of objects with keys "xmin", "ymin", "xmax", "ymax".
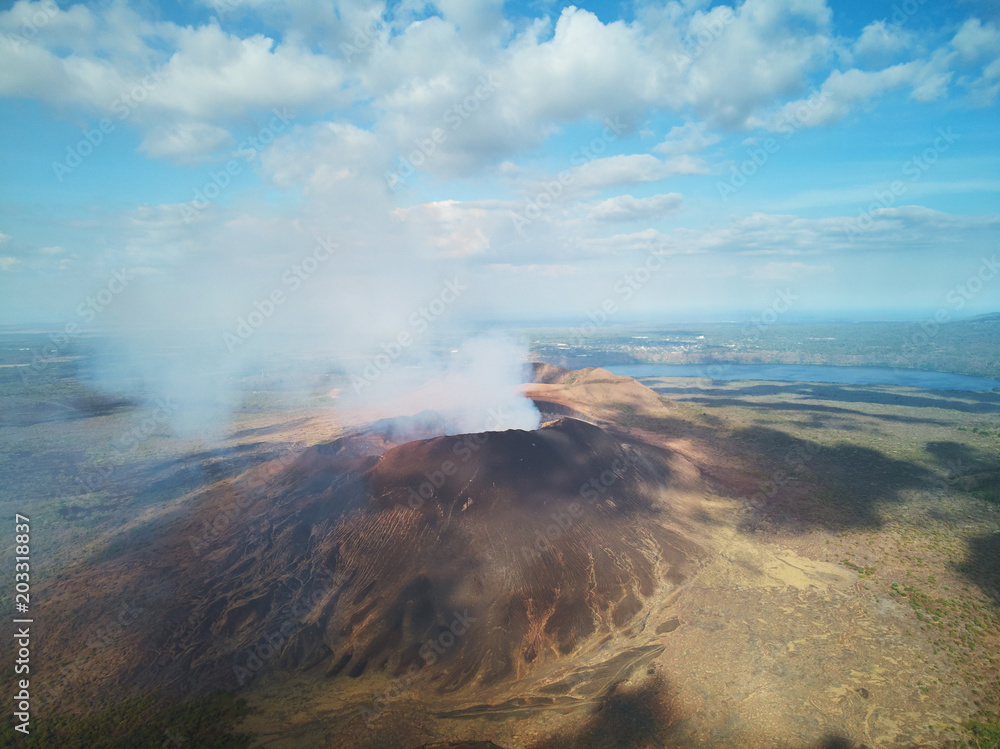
[
  {"xmin": 58, "ymin": 117, "xmax": 544, "ymax": 443},
  {"xmin": 336, "ymin": 333, "xmax": 541, "ymax": 437}
]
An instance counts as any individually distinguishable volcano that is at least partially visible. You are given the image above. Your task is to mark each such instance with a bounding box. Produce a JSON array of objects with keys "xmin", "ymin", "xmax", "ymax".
[
  {"xmin": 26, "ymin": 366, "xmax": 998, "ymax": 749},
  {"xmin": 83, "ymin": 416, "xmax": 703, "ymax": 699}
]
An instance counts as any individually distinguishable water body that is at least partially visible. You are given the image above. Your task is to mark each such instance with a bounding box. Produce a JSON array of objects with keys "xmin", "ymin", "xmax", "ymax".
[{"xmin": 602, "ymin": 363, "xmax": 1000, "ymax": 393}]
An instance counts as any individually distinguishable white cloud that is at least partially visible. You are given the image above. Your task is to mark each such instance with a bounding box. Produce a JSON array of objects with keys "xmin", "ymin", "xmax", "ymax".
[
  {"xmin": 151, "ymin": 27, "xmax": 347, "ymax": 120},
  {"xmin": 952, "ymin": 19, "xmax": 1000, "ymax": 105},
  {"xmin": 674, "ymin": 0, "xmax": 834, "ymax": 128},
  {"xmin": 393, "ymin": 200, "xmax": 493, "ymax": 258},
  {"xmin": 261, "ymin": 121, "xmax": 384, "ymax": 195},
  {"xmin": 654, "ymin": 121, "xmax": 721, "ymax": 156},
  {"xmin": 1, "ymin": 0, "xmax": 990, "ymax": 167},
  {"xmin": 196, "ymin": 0, "xmax": 390, "ymax": 55},
  {"xmin": 853, "ymin": 21, "xmax": 916, "ymax": 63},
  {"xmin": 588, "ymin": 193, "xmax": 683, "ymax": 222},
  {"xmin": 577, "ymin": 228, "xmax": 677, "ymax": 255},
  {"xmin": 0, "ymin": 3, "xmax": 348, "ymax": 161},
  {"xmin": 139, "ymin": 122, "xmax": 235, "ymax": 163},
  {"xmin": 434, "ymin": 0, "xmax": 509, "ymax": 44},
  {"xmin": 568, "ymin": 153, "xmax": 706, "ymax": 192},
  {"xmin": 652, "ymin": 207, "xmax": 1000, "ymax": 256},
  {"xmin": 951, "ymin": 18, "xmax": 1000, "ymax": 63},
  {"xmin": 500, "ymin": 8, "xmax": 660, "ymax": 124},
  {"xmin": 960, "ymin": 56, "xmax": 1000, "ymax": 105},
  {"xmin": 0, "ymin": 257, "xmax": 20, "ymax": 271},
  {"xmin": 754, "ymin": 58, "xmax": 951, "ymax": 130}
]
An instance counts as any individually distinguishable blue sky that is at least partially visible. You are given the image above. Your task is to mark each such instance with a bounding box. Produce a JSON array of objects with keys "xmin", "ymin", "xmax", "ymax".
[{"xmin": 0, "ymin": 0, "xmax": 999, "ymax": 336}]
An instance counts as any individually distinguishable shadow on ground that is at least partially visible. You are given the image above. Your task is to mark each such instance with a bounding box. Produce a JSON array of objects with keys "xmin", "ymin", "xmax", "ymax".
[
  {"xmin": 644, "ymin": 380, "xmax": 1000, "ymax": 417},
  {"xmin": 418, "ymin": 674, "xmax": 869, "ymax": 749},
  {"xmin": 714, "ymin": 422, "xmax": 933, "ymax": 532},
  {"xmin": 737, "ymin": 424, "xmax": 938, "ymax": 531},
  {"xmin": 958, "ymin": 531, "xmax": 1000, "ymax": 604},
  {"xmin": 0, "ymin": 392, "xmax": 137, "ymax": 427},
  {"xmin": 529, "ymin": 676, "xmax": 678, "ymax": 749}
]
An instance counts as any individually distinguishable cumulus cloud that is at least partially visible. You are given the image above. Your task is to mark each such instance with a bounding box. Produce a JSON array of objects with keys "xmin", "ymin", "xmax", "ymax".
[
  {"xmin": 260, "ymin": 120, "xmax": 385, "ymax": 196},
  {"xmin": 0, "ymin": 2, "xmax": 346, "ymax": 162},
  {"xmin": 654, "ymin": 121, "xmax": 721, "ymax": 156},
  {"xmin": 588, "ymin": 193, "xmax": 684, "ymax": 222},
  {"xmin": 151, "ymin": 26, "xmax": 347, "ymax": 120},
  {"xmin": 139, "ymin": 122, "xmax": 235, "ymax": 163},
  {"xmin": 1, "ymin": 0, "xmax": 993, "ymax": 165},
  {"xmin": 569, "ymin": 154, "xmax": 706, "ymax": 192},
  {"xmin": 652, "ymin": 207, "xmax": 1000, "ymax": 256},
  {"xmin": 951, "ymin": 19, "xmax": 1000, "ymax": 105},
  {"xmin": 853, "ymin": 21, "xmax": 917, "ymax": 63},
  {"xmin": 393, "ymin": 200, "xmax": 494, "ymax": 258},
  {"xmin": 951, "ymin": 18, "xmax": 1000, "ymax": 62},
  {"xmin": 753, "ymin": 57, "xmax": 952, "ymax": 130}
]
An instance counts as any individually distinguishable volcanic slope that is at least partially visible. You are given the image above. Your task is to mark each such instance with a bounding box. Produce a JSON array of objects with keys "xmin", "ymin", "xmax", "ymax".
[{"xmin": 34, "ymin": 386, "xmax": 710, "ymax": 727}]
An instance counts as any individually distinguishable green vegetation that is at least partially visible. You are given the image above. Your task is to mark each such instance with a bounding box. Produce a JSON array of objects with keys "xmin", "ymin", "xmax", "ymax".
[
  {"xmin": 0, "ymin": 692, "xmax": 252, "ymax": 748},
  {"xmin": 964, "ymin": 718, "xmax": 1000, "ymax": 748},
  {"xmin": 972, "ymin": 474, "xmax": 1000, "ymax": 506},
  {"xmin": 842, "ymin": 559, "xmax": 876, "ymax": 576},
  {"xmin": 525, "ymin": 318, "xmax": 1000, "ymax": 378}
]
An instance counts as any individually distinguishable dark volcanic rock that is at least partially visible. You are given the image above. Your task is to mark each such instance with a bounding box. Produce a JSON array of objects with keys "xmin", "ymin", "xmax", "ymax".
[
  {"xmin": 415, "ymin": 743, "xmax": 507, "ymax": 748},
  {"xmin": 40, "ymin": 417, "xmax": 704, "ymax": 703}
]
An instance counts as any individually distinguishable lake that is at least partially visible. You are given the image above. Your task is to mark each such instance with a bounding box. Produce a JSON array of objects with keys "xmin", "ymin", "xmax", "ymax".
[{"xmin": 602, "ymin": 363, "xmax": 1000, "ymax": 393}]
